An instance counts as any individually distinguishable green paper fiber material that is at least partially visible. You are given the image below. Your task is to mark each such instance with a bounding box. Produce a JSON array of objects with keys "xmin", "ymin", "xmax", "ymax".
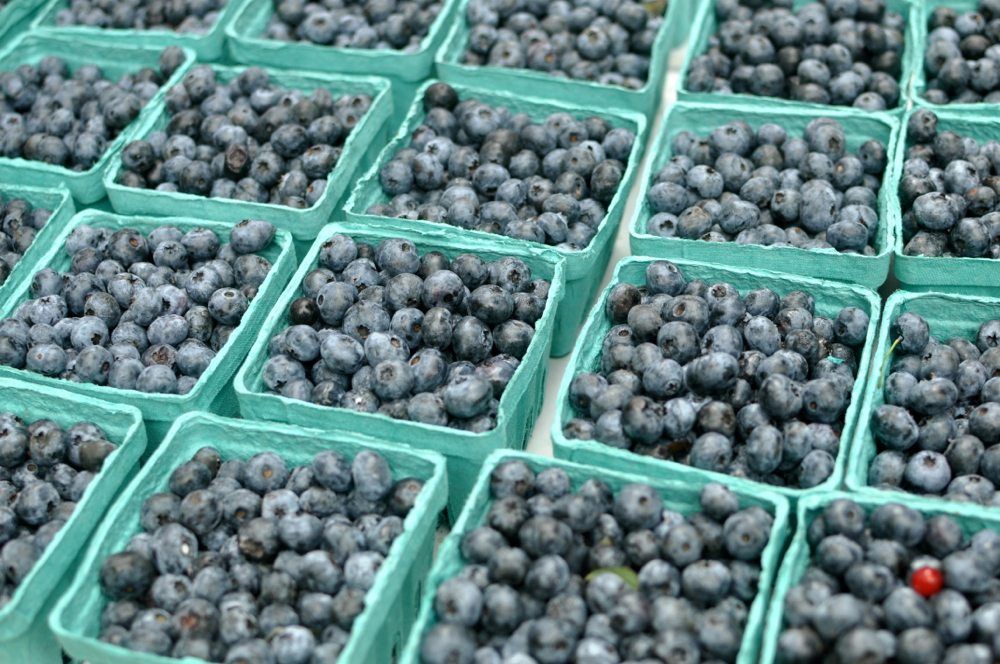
[
  {"xmin": 0, "ymin": 0, "xmax": 45, "ymax": 44},
  {"xmin": 234, "ymin": 222, "xmax": 566, "ymax": 519},
  {"xmin": 49, "ymin": 412, "xmax": 448, "ymax": 664}
]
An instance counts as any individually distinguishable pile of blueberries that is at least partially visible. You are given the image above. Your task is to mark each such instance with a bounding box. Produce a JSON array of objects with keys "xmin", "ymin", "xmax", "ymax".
[
  {"xmin": 563, "ymin": 260, "xmax": 872, "ymax": 489},
  {"xmin": 901, "ymin": 109, "xmax": 1000, "ymax": 259},
  {"xmin": 1, "ymin": 415, "xmax": 119, "ymax": 609},
  {"xmin": 685, "ymin": 0, "xmax": 905, "ymax": 109},
  {"xmin": 263, "ymin": 0, "xmax": 443, "ymax": 51},
  {"xmin": 0, "ymin": 48, "xmax": 183, "ymax": 170},
  {"xmin": 923, "ymin": 0, "xmax": 1000, "ymax": 104},
  {"xmin": 369, "ymin": 83, "xmax": 635, "ymax": 250},
  {"xmin": 97, "ymin": 446, "xmax": 423, "ymax": 661},
  {"xmin": 460, "ymin": 0, "xmax": 665, "ymax": 90},
  {"xmin": 0, "ymin": 196, "xmax": 53, "ymax": 286},
  {"xmin": 0, "ymin": 219, "xmax": 278, "ymax": 395},
  {"xmin": 646, "ymin": 117, "xmax": 888, "ymax": 254},
  {"xmin": 778, "ymin": 498, "xmax": 1000, "ymax": 662},
  {"xmin": 52, "ymin": 0, "xmax": 227, "ymax": 33},
  {"xmin": 261, "ymin": 233, "xmax": 550, "ymax": 432},
  {"xmin": 117, "ymin": 65, "xmax": 372, "ymax": 208},
  {"xmin": 420, "ymin": 460, "xmax": 775, "ymax": 663},
  {"xmin": 870, "ymin": 312, "xmax": 1000, "ymax": 505}
]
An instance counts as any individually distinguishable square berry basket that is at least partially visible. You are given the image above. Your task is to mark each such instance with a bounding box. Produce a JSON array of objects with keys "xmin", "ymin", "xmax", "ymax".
[
  {"xmin": 29, "ymin": 0, "xmax": 251, "ymax": 62},
  {"xmin": 629, "ymin": 102, "xmax": 902, "ymax": 291},
  {"xmin": 431, "ymin": 0, "xmax": 692, "ymax": 118},
  {"xmin": 101, "ymin": 65, "xmax": 393, "ymax": 255},
  {"xmin": 0, "ymin": 183, "xmax": 75, "ymax": 312},
  {"xmin": 0, "ymin": 209, "xmax": 296, "ymax": 446},
  {"xmin": 551, "ymin": 255, "xmax": 882, "ymax": 504},
  {"xmin": 846, "ymin": 290, "xmax": 1000, "ymax": 510},
  {"xmin": 0, "ymin": 34, "xmax": 195, "ymax": 204},
  {"xmin": 892, "ymin": 109, "xmax": 1000, "ymax": 294},
  {"xmin": 397, "ymin": 450, "xmax": 791, "ymax": 664},
  {"xmin": 233, "ymin": 223, "xmax": 566, "ymax": 519},
  {"xmin": 0, "ymin": 379, "xmax": 146, "ymax": 664},
  {"xmin": 344, "ymin": 79, "xmax": 647, "ymax": 358},
  {"xmin": 49, "ymin": 411, "xmax": 448, "ymax": 664},
  {"xmin": 676, "ymin": 0, "xmax": 920, "ymax": 114}
]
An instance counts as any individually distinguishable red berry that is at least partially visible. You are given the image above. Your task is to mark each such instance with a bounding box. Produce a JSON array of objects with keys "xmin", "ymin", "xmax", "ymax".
[{"xmin": 911, "ymin": 566, "xmax": 944, "ymax": 598}]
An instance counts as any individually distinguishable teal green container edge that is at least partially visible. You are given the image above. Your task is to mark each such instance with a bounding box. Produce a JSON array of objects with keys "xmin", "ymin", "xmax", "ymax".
[
  {"xmin": 0, "ymin": 209, "xmax": 296, "ymax": 446},
  {"xmin": 0, "ymin": 379, "xmax": 146, "ymax": 663},
  {"xmin": 398, "ymin": 449, "xmax": 792, "ymax": 664},
  {"xmin": 103, "ymin": 65, "xmax": 393, "ymax": 248},
  {"xmin": 0, "ymin": 0, "xmax": 44, "ymax": 43},
  {"xmin": 552, "ymin": 255, "xmax": 883, "ymax": 504},
  {"xmin": 892, "ymin": 108, "xmax": 1000, "ymax": 291},
  {"xmin": 760, "ymin": 489, "xmax": 1000, "ymax": 662},
  {"xmin": 0, "ymin": 184, "xmax": 75, "ymax": 311},
  {"xmin": 29, "ymin": 0, "xmax": 250, "ymax": 61},
  {"xmin": 846, "ymin": 289, "xmax": 1000, "ymax": 509},
  {"xmin": 677, "ymin": 0, "xmax": 918, "ymax": 115},
  {"xmin": 0, "ymin": 34, "xmax": 195, "ymax": 204},
  {"xmin": 629, "ymin": 101, "xmax": 901, "ymax": 291},
  {"xmin": 432, "ymin": 0, "xmax": 691, "ymax": 117},
  {"xmin": 344, "ymin": 79, "xmax": 649, "ymax": 357},
  {"xmin": 224, "ymin": 0, "xmax": 461, "ymax": 86},
  {"xmin": 234, "ymin": 222, "xmax": 566, "ymax": 519},
  {"xmin": 50, "ymin": 412, "xmax": 448, "ymax": 664}
]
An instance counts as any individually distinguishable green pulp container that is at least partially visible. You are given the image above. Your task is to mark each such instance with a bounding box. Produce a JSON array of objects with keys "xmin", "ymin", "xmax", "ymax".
[
  {"xmin": 0, "ymin": 34, "xmax": 194, "ymax": 204},
  {"xmin": 0, "ymin": 184, "xmax": 75, "ymax": 311},
  {"xmin": 224, "ymin": 0, "xmax": 461, "ymax": 118},
  {"xmin": 552, "ymin": 255, "xmax": 882, "ymax": 504},
  {"xmin": 398, "ymin": 449, "xmax": 792, "ymax": 664},
  {"xmin": 892, "ymin": 109, "xmax": 1000, "ymax": 293},
  {"xmin": 234, "ymin": 222, "xmax": 566, "ymax": 519},
  {"xmin": 345, "ymin": 79, "xmax": 648, "ymax": 357},
  {"xmin": 846, "ymin": 290, "xmax": 1000, "ymax": 506},
  {"xmin": 102, "ymin": 65, "xmax": 393, "ymax": 255},
  {"xmin": 0, "ymin": 380, "xmax": 147, "ymax": 664},
  {"xmin": 433, "ymin": 0, "xmax": 693, "ymax": 118},
  {"xmin": 29, "ymin": 0, "xmax": 250, "ymax": 61},
  {"xmin": 759, "ymin": 489, "xmax": 1000, "ymax": 661},
  {"xmin": 0, "ymin": 209, "xmax": 296, "ymax": 446},
  {"xmin": 677, "ymin": 0, "xmax": 919, "ymax": 115},
  {"xmin": 49, "ymin": 411, "xmax": 449, "ymax": 664},
  {"xmin": 0, "ymin": 0, "xmax": 45, "ymax": 44},
  {"xmin": 629, "ymin": 102, "xmax": 901, "ymax": 291}
]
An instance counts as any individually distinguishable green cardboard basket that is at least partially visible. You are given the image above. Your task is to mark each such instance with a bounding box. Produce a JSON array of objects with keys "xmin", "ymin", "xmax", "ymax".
[
  {"xmin": 759, "ymin": 489, "xmax": 1000, "ymax": 662},
  {"xmin": 345, "ymin": 79, "xmax": 648, "ymax": 357},
  {"xmin": 28, "ymin": 0, "xmax": 249, "ymax": 62},
  {"xmin": 0, "ymin": 209, "xmax": 296, "ymax": 446},
  {"xmin": 398, "ymin": 449, "xmax": 792, "ymax": 664},
  {"xmin": 893, "ymin": 110, "xmax": 1000, "ymax": 293},
  {"xmin": 552, "ymin": 255, "xmax": 882, "ymax": 504},
  {"xmin": 0, "ymin": 34, "xmax": 195, "ymax": 205},
  {"xmin": 629, "ymin": 102, "xmax": 901, "ymax": 291},
  {"xmin": 102, "ymin": 65, "xmax": 393, "ymax": 255},
  {"xmin": 677, "ymin": 0, "xmax": 919, "ymax": 115},
  {"xmin": 0, "ymin": 183, "xmax": 75, "ymax": 311},
  {"xmin": 0, "ymin": 379, "xmax": 147, "ymax": 664},
  {"xmin": 0, "ymin": 0, "xmax": 45, "ymax": 44},
  {"xmin": 49, "ymin": 411, "xmax": 448, "ymax": 664},
  {"xmin": 432, "ymin": 0, "xmax": 693, "ymax": 117},
  {"xmin": 846, "ymin": 290, "xmax": 1000, "ymax": 509},
  {"xmin": 234, "ymin": 222, "xmax": 566, "ymax": 519}
]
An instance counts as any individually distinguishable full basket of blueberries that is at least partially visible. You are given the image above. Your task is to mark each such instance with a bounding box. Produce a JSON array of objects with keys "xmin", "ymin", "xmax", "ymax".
[
  {"xmin": 0, "ymin": 380, "xmax": 146, "ymax": 664},
  {"xmin": 346, "ymin": 80, "xmax": 645, "ymax": 357},
  {"xmin": 0, "ymin": 211, "xmax": 295, "ymax": 443},
  {"xmin": 235, "ymin": 224, "xmax": 564, "ymax": 517},
  {"xmin": 401, "ymin": 451, "xmax": 791, "ymax": 664},
  {"xmin": 630, "ymin": 104, "xmax": 899, "ymax": 290},
  {"xmin": 49, "ymin": 411, "xmax": 448, "ymax": 664},
  {"xmin": 103, "ymin": 63, "xmax": 392, "ymax": 247},
  {"xmin": 554, "ymin": 256, "xmax": 881, "ymax": 500},
  {"xmin": 916, "ymin": 0, "xmax": 1000, "ymax": 107}
]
